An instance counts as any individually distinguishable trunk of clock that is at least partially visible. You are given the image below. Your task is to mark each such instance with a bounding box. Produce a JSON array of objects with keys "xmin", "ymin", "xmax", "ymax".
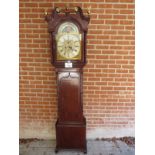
[{"xmin": 55, "ymin": 68, "xmax": 86, "ymax": 153}]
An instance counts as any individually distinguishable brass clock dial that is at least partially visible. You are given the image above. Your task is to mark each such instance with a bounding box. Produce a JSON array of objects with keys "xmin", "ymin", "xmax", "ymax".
[
  {"xmin": 57, "ymin": 33, "xmax": 81, "ymax": 60},
  {"xmin": 56, "ymin": 22, "xmax": 81, "ymax": 60}
]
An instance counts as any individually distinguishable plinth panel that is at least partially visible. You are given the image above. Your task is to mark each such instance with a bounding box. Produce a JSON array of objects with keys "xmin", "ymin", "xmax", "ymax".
[{"xmin": 56, "ymin": 122, "xmax": 86, "ymax": 151}]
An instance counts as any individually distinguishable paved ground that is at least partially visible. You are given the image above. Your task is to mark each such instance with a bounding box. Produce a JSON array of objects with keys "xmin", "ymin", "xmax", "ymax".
[{"xmin": 19, "ymin": 139, "xmax": 134, "ymax": 155}]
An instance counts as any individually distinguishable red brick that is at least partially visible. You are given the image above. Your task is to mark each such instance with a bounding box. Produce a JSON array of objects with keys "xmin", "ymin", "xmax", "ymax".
[
  {"xmin": 120, "ymin": 0, "xmax": 134, "ymax": 2},
  {"xmin": 25, "ymin": 3, "xmax": 38, "ymax": 7},
  {"xmin": 120, "ymin": 10, "xmax": 134, "ymax": 14},
  {"xmin": 113, "ymin": 15, "xmax": 127, "ymax": 19},
  {"xmin": 91, "ymin": 20, "xmax": 105, "ymax": 24},
  {"xmin": 105, "ymin": 9, "xmax": 119, "ymax": 14},
  {"xmin": 105, "ymin": 20, "xmax": 119, "ymax": 24},
  {"xmin": 105, "ymin": 0, "xmax": 119, "ymax": 2},
  {"xmin": 113, "ymin": 4, "xmax": 127, "ymax": 8},
  {"xmin": 98, "ymin": 4, "xmax": 112, "ymax": 8}
]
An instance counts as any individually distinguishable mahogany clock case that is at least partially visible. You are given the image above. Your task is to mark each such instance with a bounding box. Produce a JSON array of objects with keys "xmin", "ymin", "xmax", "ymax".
[{"xmin": 45, "ymin": 7, "xmax": 90, "ymax": 153}]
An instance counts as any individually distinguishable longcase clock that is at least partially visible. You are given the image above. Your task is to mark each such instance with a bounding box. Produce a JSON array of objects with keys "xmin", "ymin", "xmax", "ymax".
[{"xmin": 45, "ymin": 6, "xmax": 90, "ymax": 153}]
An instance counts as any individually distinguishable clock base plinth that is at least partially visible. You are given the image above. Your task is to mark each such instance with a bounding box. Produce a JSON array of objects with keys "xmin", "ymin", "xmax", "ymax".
[{"xmin": 55, "ymin": 120, "xmax": 87, "ymax": 153}]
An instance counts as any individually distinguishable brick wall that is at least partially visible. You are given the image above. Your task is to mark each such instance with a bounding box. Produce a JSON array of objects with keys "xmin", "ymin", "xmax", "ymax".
[{"xmin": 19, "ymin": 0, "xmax": 135, "ymax": 139}]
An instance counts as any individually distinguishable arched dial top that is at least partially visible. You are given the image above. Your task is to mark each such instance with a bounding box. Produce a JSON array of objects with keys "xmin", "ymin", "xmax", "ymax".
[
  {"xmin": 56, "ymin": 22, "xmax": 81, "ymax": 60},
  {"xmin": 58, "ymin": 22, "xmax": 79, "ymax": 33}
]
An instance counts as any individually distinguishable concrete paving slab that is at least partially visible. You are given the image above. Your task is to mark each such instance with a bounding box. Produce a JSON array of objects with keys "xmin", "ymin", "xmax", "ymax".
[{"xmin": 19, "ymin": 140, "xmax": 135, "ymax": 155}]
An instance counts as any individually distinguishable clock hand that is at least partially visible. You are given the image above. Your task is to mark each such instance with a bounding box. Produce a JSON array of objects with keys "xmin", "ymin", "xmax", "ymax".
[{"xmin": 68, "ymin": 35, "xmax": 69, "ymax": 42}]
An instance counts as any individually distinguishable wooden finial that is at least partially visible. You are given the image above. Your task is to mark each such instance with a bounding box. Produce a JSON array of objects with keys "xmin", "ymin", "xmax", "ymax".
[
  {"xmin": 66, "ymin": 4, "xmax": 69, "ymax": 10},
  {"xmin": 74, "ymin": 6, "xmax": 78, "ymax": 12},
  {"xmin": 44, "ymin": 10, "xmax": 48, "ymax": 16},
  {"xmin": 87, "ymin": 6, "xmax": 91, "ymax": 15},
  {"xmin": 56, "ymin": 7, "xmax": 60, "ymax": 13}
]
